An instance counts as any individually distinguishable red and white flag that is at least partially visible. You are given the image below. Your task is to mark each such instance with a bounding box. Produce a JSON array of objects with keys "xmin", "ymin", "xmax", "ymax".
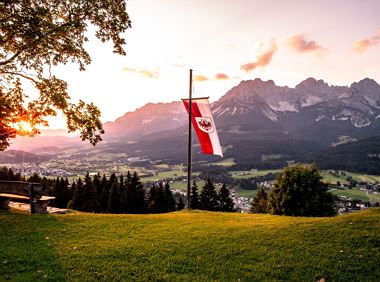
[{"xmin": 182, "ymin": 98, "xmax": 223, "ymax": 157}]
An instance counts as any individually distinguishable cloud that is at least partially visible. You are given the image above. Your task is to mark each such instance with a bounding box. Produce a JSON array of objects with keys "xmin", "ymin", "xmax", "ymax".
[
  {"xmin": 123, "ymin": 67, "xmax": 159, "ymax": 79},
  {"xmin": 240, "ymin": 41, "xmax": 277, "ymax": 73},
  {"xmin": 193, "ymin": 75, "xmax": 209, "ymax": 82},
  {"xmin": 171, "ymin": 63, "xmax": 185, "ymax": 68},
  {"xmin": 353, "ymin": 28, "xmax": 380, "ymax": 53},
  {"xmin": 286, "ymin": 34, "xmax": 325, "ymax": 54},
  {"xmin": 215, "ymin": 73, "xmax": 229, "ymax": 80}
]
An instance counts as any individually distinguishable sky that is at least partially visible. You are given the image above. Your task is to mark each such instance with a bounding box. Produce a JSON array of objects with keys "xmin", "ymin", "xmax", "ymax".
[{"xmin": 48, "ymin": 0, "xmax": 380, "ymax": 128}]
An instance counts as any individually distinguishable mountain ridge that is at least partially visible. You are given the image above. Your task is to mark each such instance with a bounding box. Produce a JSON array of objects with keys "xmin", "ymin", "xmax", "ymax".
[{"xmin": 5, "ymin": 77, "xmax": 380, "ymax": 170}]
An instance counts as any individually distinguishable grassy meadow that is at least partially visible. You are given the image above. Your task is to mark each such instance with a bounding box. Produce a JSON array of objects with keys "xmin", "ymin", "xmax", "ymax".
[
  {"xmin": 1, "ymin": 208, "xmax": 379, "ymax": 281},
  {"xmin": 330, "ymin": 188, "xmax": 371, "ymax": 202}
]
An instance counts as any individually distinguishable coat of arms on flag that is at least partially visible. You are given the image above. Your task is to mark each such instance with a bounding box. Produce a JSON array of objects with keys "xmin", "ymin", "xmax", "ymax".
[
  {"xmin": 195, "ymin": 117, "xmax": 214, "ymax": 133},
  {"xmin": 182, "ymin": 97, "xmax": 223, "ymax": 157}
]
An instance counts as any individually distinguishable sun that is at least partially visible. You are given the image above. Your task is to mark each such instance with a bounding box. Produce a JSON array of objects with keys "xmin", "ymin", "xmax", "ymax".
[{"xmin": 17, "ymin": 121, "xmax": 34, "ymax": 135}]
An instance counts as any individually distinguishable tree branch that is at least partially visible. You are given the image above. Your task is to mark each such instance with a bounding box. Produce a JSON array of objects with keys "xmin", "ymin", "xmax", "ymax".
[{"xmin": 0, "ymin": 71, "xmax": 39, "ymax": 84}]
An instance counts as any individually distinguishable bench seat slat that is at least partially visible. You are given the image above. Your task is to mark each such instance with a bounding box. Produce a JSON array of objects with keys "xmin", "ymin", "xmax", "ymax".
[
  {"xmin": 0, "ymin": 193, "xmax": 29, "ymax": 200},
  {"xmin": 0, "ymin": 193, "xmax": 55, "ymax": 201},
  {"xmin": 40, "ymin": 196, "xmax": 55, "ymax": 200}
]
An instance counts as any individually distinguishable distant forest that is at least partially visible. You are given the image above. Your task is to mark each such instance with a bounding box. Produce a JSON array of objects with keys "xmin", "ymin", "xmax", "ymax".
[{"xmin": 300, "ymin": 136, "xmax": 380, "ymax": 175}]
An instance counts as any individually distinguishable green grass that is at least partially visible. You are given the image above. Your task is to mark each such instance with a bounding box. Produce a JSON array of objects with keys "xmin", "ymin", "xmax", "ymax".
[
  {"xmin": 233, "ymin": 186, "xmax": 258, "ymax": 198},
  {"xmin": 140, "ymin": 170, "xmax": 187, "ymax": 182},
  {"xmin": 330, "ymin": 188, "xmax": 371, "ymax": 202},
  {"xmin": 344, "ymin": 172, "xmax": 380, "ymax": 183},
  {"xmin": 321, "ymin": 171, "xmax": 349, "ymax": 185},
  {"xmin": 230, "ymin": 169, "xmax": 281, "ymax": 179},
  {"xmin": 369, "ymin": 193, "xmax": 380, "ymax": 203},
  {"xmin": 322, "ymin": 171, "xmax": 380, "ymax": 185},
  {"xmin": 208, "ymin": 158, "xmax": 236, "ymax": 167},
  {"xmin": 1, "ymin": 209, "xmax": 379, "ymax": 281},
  {"xmin": 231, "ymin": 169, "xmax": 380, "ymax": 185}
]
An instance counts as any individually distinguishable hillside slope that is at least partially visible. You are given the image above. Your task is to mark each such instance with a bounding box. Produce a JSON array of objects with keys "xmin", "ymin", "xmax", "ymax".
[
  {"xmin": 1, "ymin": 209, "xmax": 379, "ymax": 281},
  {"xmin": 303, "ymin": 136, "xmax": 380, "ymax": 174}
]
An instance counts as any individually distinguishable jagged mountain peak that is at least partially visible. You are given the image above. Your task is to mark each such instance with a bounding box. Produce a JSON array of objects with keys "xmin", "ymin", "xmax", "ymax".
[
  {"xmin": 220, "ymin": 78, "xmax": 288, "ymax": 103},
  {"xmin": 295, "ymin": 77, "xmax": 328, "ymax": 89},
  {"xmin": 351, "ymin": 78, "xmax": 380, "ymax": 92}
]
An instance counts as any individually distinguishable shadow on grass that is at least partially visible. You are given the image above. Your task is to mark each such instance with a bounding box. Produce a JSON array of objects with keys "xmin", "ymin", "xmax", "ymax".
[{"xmin": 0, "ymin": 210, "xmax": 66, "ymax": 281}]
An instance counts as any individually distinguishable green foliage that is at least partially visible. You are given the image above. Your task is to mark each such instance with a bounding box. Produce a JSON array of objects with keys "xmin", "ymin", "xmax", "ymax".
[
  {"xmin": 164, "ymin": 182, "xmax": 176, "ymax": 212},
  {"xmin": 250, "ymin": 187, "xmax": 268, "ymax": 213},
  {"xmin": 190, "ymin": 180, "xmax": 199, "ymax": 209},
  {"xmin": 1, "ymin": 209, "xmax": 379, "ymax": 281},
  {"xmin": 52, "ymin": 177, "xmax": 71, "ymax": 208},
  {"xmin": 268, "ymin": 164, "xmax": 337, "ymax": 216},
  {"xmin": 0, "ymin": 166, "xmax": 24, "ymax": 181},
  {"xmin": 198, "ymin": 167, "xmax": 235, "ymax": 185},
  {"xmin": 0, "ymin": 0, "xmax": 131, "ymax": 150},
  {"xmin": 107, "ymin": 174, "xmax": 121, "ymax": 213},
  {"xmin": 218, "ymin": 184, "xmax": 234, "ymax": 212},
  {"xmin": 123, "ymin": 171, "xmax": 146, "ymax": 214},
  {"xmin": 199, "ymin": 179, "xmax": 219, "ymax": 211},
  {"xmin": 177, "ymin": 197, "xmax": 185, "ymax": 210},
  {"xmin": 147, "ymin": 182, "xmax": 176, "ymax": 213}
]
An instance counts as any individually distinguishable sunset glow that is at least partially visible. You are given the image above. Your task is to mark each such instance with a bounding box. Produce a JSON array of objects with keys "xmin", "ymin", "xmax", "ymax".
[
  {"xmin": 16, "ymin": 121, "xmax": 34, "ymax": 136},
  {"xmin": 45, "ymin": 0, "xmax": 380, "ymax": 128}
]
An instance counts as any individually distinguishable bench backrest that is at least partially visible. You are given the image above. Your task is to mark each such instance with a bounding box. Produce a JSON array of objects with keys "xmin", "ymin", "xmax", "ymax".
[{"xmin": 0, "ymin": 180, "xmax": 42, "ymax": 198}]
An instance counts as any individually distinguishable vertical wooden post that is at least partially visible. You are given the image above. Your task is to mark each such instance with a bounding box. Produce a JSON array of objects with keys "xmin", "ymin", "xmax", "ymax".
[
  {"xmin": 29, "ymin": 183, "xmax": 35, "ymax": 214},
  {"xmin": 187, "ymin": 69, "xmax": 193, "ymax": 209}
]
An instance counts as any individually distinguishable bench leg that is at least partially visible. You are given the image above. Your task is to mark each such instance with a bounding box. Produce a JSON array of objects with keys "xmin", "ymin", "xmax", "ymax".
[
  {"xmin": 0, "ymin": 198, "xmax": 10, "ymax": 210},
  {"xmin": 34, "ymin": 200, "xmax": 50, "ymax": 214}
]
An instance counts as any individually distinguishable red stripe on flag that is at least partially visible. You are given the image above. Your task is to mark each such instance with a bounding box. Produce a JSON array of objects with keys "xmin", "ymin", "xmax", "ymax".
[
  {"xmin": 192, "ymin": 102, "xmax": 214, "ymax": 154},
  {"xmin": 183, "ymin": 100, "xmax": 214, "ymax": 155}
]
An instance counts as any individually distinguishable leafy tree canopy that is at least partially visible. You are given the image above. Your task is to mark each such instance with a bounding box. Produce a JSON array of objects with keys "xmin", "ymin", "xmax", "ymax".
[
  {"xmin": 0, "ymin": 0, "xmax": 131, "ymax": 150},
  {"xmin": 267, "ymin": 164, "xmax": 337, "ymax": 217}
]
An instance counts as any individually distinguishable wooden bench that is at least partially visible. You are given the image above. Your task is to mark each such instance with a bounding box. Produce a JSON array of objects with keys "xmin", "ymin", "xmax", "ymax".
[{"xmin": 0, "ymin": 180, "xmax": 55, "ymax": 214}]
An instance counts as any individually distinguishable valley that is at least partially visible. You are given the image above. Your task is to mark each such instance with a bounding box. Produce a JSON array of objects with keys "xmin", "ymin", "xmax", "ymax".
[{"xmin": 1, "ymin": 76, "xmax": 380, "ymax": 211}]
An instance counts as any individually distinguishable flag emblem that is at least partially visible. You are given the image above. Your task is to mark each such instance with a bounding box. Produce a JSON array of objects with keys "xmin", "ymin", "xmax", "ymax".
[
  {"xmin": 195, "ymin": 117, "xmax": 214, "ymax": 133},
  {"xmin": 182, "ymin": 97, "xmax": 223, "ymax": 157}
]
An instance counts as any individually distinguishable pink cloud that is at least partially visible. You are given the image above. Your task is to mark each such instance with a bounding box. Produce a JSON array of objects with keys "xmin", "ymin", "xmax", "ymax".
[
  {"xmin": 123, "ymin": 67, "xmax": 159, "ymax": 79},
  {"xmin": 193, "ymin": 74, "xmax": 209, "ymax": 82},
  {"xmin": 215, "ymin": 73, "xmax": 229, "ymax": 80},
  {"xmin": 287, "ymin": 34, "xmax": 325, "ymax": 53},
  {"xmin": 353, "ymin": 28, "xmax": 380, "ymax": 53},
  {"xmin": 240, "ymin": 42, "xmax": 277, "ymax": 73}
]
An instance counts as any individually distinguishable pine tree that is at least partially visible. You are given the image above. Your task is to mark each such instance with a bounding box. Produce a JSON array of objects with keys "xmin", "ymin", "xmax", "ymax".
[
  {"xmin": 27, "ymin": 173, "xmax": 41, "ymax": 183},
  {"xmin": 82, "ymin": 173, "xmax": 100, "ymax": 212},
  {"xmin": 148, "ymin": 183, "xmax": 166, "ymax": 213},
  {"xmin": 107, "ymin": 174, "xmax": 121, "ymax": 213},
  {"xmin": 155, "ymin": 182, "xmax": 166, "ymax": 213},
  {"xmin": 93, "ymin": 173, "xmax": 102, "ymax": 198},
  {"xmin": 199, "ymin": 179, "xmax": 218, "ymax": 211},
  {"xmin": 53, "ymin": 177, "xmax": 70, "ymax": 208},
  {"xmin": 177, "ymin": 197, "xmax": 185, "ymax": 210},
  {"xmin": 67, "ymin": 180, "xmax": 76, "ymax": 209},
  {"xmin": 119, "ymin": 174, "xmax": 126, "ymax": 212},
  {"xmin": 131, "ymin": 172, "xmax": 146, "ymax": 213},
  {"xmin": 190, "ymin": 180, "xmax": 199, "ymax": 209},
  {"xmin": 99, "ymin": 174, "xmax": 109, "ymax": 213},
  {"xmin": 147, "ymin": 184, "xmax": 158, "ymax": 213},
  {"xmin": 164, "ymin": 182, "xmax": 176, "ymax": 212},
  {"xmin": 218, "ymin": 184, "xmax": 234, "ymax": 212},
  {"xmin": 8, "ymin": 168, "xmax": 14, "ymax": 180},
  {"xmin": 71, "ymin": 178, "xmax": 84, "ymax": 211},
  {"xmin": 250, "ymin": 187, "xmax": 268, "ymax": 213},
  {"xmin": 0, "ymin": 167, "xmax": 8, "ymax": 180}
]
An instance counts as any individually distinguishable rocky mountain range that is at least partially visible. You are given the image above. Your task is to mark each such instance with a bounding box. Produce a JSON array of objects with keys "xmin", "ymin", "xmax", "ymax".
[{"xmin": 4, "ymin": 77, "xmax": 380, "ymax": 168}]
